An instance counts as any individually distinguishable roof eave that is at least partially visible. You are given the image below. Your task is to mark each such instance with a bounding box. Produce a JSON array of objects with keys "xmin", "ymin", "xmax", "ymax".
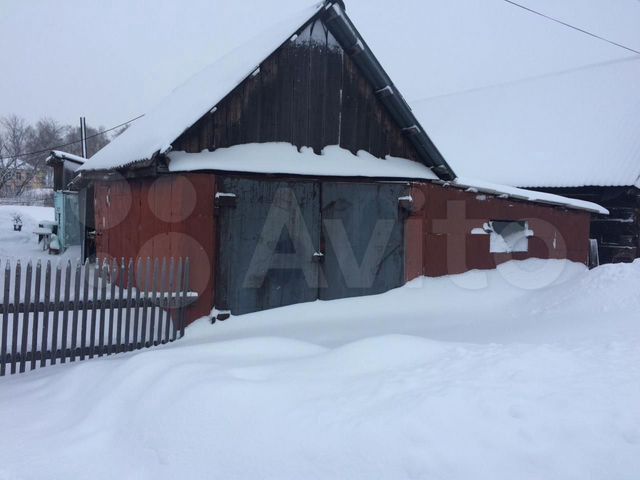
[{"xmin": 322, "ymin": 1, "xmax": 457, "ymax": 181}]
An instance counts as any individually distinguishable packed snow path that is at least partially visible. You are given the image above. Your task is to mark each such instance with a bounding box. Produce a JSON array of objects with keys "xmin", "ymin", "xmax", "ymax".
[{"xmin": 0, "ymin": 259, "xmax": 639, "ymax": 479}]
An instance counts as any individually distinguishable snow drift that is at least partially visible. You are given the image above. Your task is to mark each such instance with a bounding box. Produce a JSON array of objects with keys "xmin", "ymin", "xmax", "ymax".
[{"xmin": 0, "ymin": 259, "xmax": 639, "ymax": 479}]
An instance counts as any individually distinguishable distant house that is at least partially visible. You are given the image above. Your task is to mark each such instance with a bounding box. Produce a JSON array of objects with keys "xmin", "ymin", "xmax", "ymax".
[
  {"xmin": 75, "ymin": 1, "xmax": 604, "ymax": 323},
  {"xmin": 0, "ymin": 159, "xmax": 47, "ymax": 197}
]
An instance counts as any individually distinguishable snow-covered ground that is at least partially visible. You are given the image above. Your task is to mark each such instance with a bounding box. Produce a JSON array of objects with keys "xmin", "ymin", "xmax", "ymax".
[
  {"xmin": 0, "ymin": 205, "xmax": 79, "ymax": 264},
  {"xmin": 0, "ymin": 257, "xmax": 639, "ymax": 479}
]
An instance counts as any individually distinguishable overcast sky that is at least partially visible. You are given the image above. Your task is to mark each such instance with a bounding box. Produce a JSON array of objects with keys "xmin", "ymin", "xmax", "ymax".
[{"xmin": 0, "ymin": 0, "xmax": 638, "ymax": 128}]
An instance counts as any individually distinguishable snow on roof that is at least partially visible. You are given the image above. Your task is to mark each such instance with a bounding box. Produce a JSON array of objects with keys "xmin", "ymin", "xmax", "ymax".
[
  {"xmin": 79, "ymin": 2, "xmax": 323, "ymax": 172},
  {"xmin": 168, "ymin": 143, "xmax": 439, "ymax": 180},
  {"xmin": 47, "ymin": 150, "xmax": 86, "ymax": 165},
  {"xmin": 412, "ymin": 57, "xmax": 640, "ymax": 189},
  {"xmin": 167, "ymin": 143, "xmax": 607, "ymax": 214}
]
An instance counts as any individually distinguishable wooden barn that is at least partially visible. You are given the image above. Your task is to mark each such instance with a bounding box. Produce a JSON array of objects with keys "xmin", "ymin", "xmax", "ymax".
[{"xmin": 75, "ymin": 1, "xmax": 605, "ymax": 323}]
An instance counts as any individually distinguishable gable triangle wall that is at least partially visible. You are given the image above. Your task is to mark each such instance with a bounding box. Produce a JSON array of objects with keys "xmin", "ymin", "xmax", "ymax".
[{"xmin": 172, "ymin": 18, "xmax": 421, "ymax": 164}]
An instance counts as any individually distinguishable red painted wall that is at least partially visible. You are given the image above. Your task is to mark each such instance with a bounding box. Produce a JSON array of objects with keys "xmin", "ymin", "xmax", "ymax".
[
  {"xmin": 95, "ymin": 175, "xmax": 591, "ymax": 323},
  {"xmin": 95, "ymin": 173, "xmax": 216, "ymax": 324},
  {"xmin": 405, "ymin": 182, "xmax": 591, "ymax": 280}
]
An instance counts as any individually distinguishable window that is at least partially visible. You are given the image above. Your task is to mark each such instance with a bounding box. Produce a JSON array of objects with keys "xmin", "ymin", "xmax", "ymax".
[{"xmin": 471, "ymin": 220, "xmax": 533, "ymax": 253}]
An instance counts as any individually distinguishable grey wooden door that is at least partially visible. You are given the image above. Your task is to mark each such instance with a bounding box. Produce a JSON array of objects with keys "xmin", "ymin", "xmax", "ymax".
[
  {"xmin": 216, "ymin": 177, "xmax": 321, "ymax": 315},
  {"xmin": 320, "ymin": 182, "xmax": 408, "ymax": 301}
]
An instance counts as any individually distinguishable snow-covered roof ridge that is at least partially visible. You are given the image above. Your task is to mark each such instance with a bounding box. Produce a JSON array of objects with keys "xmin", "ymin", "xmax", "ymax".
[
  {"xmin": 78, "ymin": 2, "xmax": 324, "ymax": 173},
  {"xmin": 166, "ymin": 143, "xmax": 607, "ymax": 214}
]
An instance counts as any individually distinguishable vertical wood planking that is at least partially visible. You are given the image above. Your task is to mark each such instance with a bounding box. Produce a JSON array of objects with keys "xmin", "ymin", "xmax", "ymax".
[
  {"xmin": 50, "ymin": 263, "xmax": 61, "ymax": 366},
  {"xmin": 89, "ymin": 262, "xmax": 99, "ymax": 358},
  {"xmin": 31, "ymin": 261, "xmax": 42, "ymax": 371},
  {"xmin": 40, "ymin": 262, "xmax": 51, "ymax": 368},
  {"xmin": 80, "ymin": 260, "xmax": 90, "ymax": 361},
  {"xmin": 323, "ymin": 30, "xmax": 343, "ymax": 146},
  {"xmin": 116, "ymin": 259, "xmax": 125, "ymax": 353},
  {"xmin": 275, "ymin": 42, "xmax": 294, "ymax": 144},
  {"xmin": 157, "ymin": 258, "xmax": 167, "ymax": 345},
  {"xmin": 291, "ymin": 26, "xmax": 311, "ymax": 149},
  {"xmin": 180, "ymin": 258, "xmax": 190, "ymax": 338},
  {"xmin": 308, "ymin": 20, "xmax": 327, "ymax": 153},
  {"xmin": 148, "ymin": 258, "xmax": 159, "ymax": 347},
  {"xmin": 19, "ymin": 261, "xmax": 32, "ymax": 373},
  {"xmin": 10, "ymin": 261, "xmax": 21, "ymax": 374},
  {"xmin": 164, "ymin": 258, "xmax": 175, "ymax": 343},
  {"xmin": 133, "ymin": 258, "xmax": 142, "ymax": 349},
  {"xmin": 172, "ymin": 258, "xmax": 183, "ymax": 341},
  {"xmin": 124, "ymin": 259, "xmax": 134, "ymax": 348},
  {"xmin": 70, "ymin": 261, "xmax": 81, "ymax": 361},
  {"xmin": 140, "ymin": 258, "xmax": 151, "ymax": 348},
  {"xmin": 1, "ymin": 261, "xmax": 9, "ymax": 376},
  {"xmin": 97, "ymin": 260, "xmax": 108, "ymax": 357},
  {"xmin": 107, "ymin": 259, "xmax": 117, "ymax": 354},
  {"xmin": 60, "ymin": 261, "xmax": 71, "ymax": 363}
]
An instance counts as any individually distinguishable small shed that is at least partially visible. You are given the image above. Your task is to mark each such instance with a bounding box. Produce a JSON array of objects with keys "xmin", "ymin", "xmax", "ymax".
[
  {"xmin": 46, "ymin": 150, "xmax": 93, "ymax": 255},
  {"xmin": 77, "ymin": 1, "xmax": 605, "ymax": 322}
]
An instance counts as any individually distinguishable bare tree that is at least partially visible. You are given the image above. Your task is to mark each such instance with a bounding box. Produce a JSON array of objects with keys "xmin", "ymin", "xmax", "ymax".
[
  {"xmin": 0, "ymin": 115, "xmax": 34, "ymax": 196},
  {"xmin": 62, "ymin": 122, "xmax": 109, "ymax": 158},
  {"xmin": 17, "ymin": 118, "xmax": 66, "ymax": 194}
]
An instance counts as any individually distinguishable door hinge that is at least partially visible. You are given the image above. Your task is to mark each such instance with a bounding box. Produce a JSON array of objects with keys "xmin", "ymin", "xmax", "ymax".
[
  {"xmin": 398, "ymin": 195, "xmax": 415, "ymax": 214},
  {"xmin": 215, "ymin": 192, "xmax": 237, "ymax": 208}
]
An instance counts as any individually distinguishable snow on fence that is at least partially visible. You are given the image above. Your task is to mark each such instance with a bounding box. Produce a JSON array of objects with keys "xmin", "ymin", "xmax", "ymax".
[{"xmin": 0, "ymin": 257, "xmax": 194, "ymax": 377}]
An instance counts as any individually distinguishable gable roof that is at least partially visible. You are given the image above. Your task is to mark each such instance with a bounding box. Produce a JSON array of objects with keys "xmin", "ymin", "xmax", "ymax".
[
  {"xmin": 412, "ymin": 56, "xmax": 640, "ymax": 189},
  {"xmin": 79, "ymin": 1, "xmax": 456, "ymax": 180}
]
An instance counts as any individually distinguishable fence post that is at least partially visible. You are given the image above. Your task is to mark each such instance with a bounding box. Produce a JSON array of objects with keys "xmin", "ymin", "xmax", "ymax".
[
  {"xmin": 97, "ymin": 259, "xmax": 108, "ymax": 357},
  {"xmin": 133, "ymin": 258, "xmax": 143, "ymax": 350},
  {"xmin": 60, "ymin": 261, "xmax": 72, "ymax": 364},
  {"xmin": 89, "ymin": 262, "xmax": 99, "ymax": 358},
  {"xmin": 31, "ymin": 260, "xmax": 42, "ymax": 371},
  {"xmin": 19, "ymin": 261, "xmax": 33, "ymax": 373},
  {"xmin": 70, "ymin": 261, "xmax": 81, "ymax": 361},
  {"xmin": 172, "ymin": 258, "xmax": 183, "ymax": 341},
  {"xmin": 50, "ymin": 263, "xmax": 62, "ymax": 366},
  {"xmin": 80, "ymin": 260, "xmax": 90, "ymax": 361},
  {"xmin": 40, "ymin": 261, "xmax": 51, "ymax": 368},
  {"xmin": 11, "ymin": 260, "xmax": 21, "ymax": 374},
  {"xmin": 149, "ymin": 258, "xmax": 159, "ymax": 347},
  {"xmin": 180, "ymin": 258, "xmax": 190, "ymax": 339},
  {"xmin": 140, "ymin": 258, "xmax": 151, "ymax": 349},
  {"xmin": 1, "ymin": 261, "xmax": 10, "ymax": 376},
  {"xmin": 116, "ymin": 259, "xmax": 125, "ymax": 353},
  {"xmin": 124, "ymin": 259, "xmax": 134, "ymax": 350},
  {"xmin": 164, "ymin": 258, "xmax": 175, "ymax": 344},
  {"xmin": 157, "ymin": 258, "xmax": 167, "ymax": 345},
  {"xmin": 107, "ymin": 259, "xmax": 117, "ymax": 355}
]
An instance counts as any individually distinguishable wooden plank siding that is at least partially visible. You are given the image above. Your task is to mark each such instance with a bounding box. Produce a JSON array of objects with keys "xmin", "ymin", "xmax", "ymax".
[
  {"xmin": 95, "ymin": 174, "xmax": 216, "ymax": 323},
  {"xmin": 171, "ymin": 19, "xmax": 420, "ymax": 164},
  {"xmin": 535, "ymin": 186, "xmax": 640, "ymax": 264}
]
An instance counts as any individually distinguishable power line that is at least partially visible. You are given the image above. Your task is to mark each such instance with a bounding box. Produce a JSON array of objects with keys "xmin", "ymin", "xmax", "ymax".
[
  {"xmin": 0, "ymin": 114, "xmax": 144, "ymax": 161},
  {"xmin": 503, "ymin": 0, "xmax": 640, "ymax": 56},
  {"xmin": 411, "ymin": 55, "xmax": 640, "ymax": 104}
]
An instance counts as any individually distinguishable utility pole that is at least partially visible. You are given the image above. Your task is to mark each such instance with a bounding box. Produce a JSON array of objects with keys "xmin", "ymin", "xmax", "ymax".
[{"xmin": 80, "ymin": 117, "xmax": 88, "ymax": 158}]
